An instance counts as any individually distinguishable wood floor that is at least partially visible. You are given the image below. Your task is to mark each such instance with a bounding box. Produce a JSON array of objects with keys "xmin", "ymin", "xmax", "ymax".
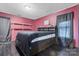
[
  {"xmin": 36, "ymin": 46, "xmax": 79, "ymax": 56},
  {"xmin": 0, "ymin": 41, "xmax": 79, "ymax": 56},
  {"xmin": 0, "ymin": 42, "xmax": 19, "ymax": 56}
]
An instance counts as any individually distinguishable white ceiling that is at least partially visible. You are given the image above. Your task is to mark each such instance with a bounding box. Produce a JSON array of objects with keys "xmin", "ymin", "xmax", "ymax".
[{"xmin": 0, "ymin": 3, "xmax": 78, "ymax": 20}]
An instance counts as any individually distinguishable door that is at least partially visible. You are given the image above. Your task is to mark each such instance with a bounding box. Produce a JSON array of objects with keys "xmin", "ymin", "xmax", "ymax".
[{"xmin": 0, "ymin": 17, "xmax": 10, "ymax": 42}]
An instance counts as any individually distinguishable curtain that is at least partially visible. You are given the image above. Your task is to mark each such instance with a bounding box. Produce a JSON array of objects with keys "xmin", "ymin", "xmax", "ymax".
[
  {"xmin": 0, "ymin": 16, "xmax": 10, "ymax": 42},
  {"xmin": 56, "ymin": 12, "xmax": 74, "ymax": 47}
]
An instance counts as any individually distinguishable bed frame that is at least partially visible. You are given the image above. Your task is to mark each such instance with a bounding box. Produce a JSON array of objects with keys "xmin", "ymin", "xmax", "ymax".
[{"xmin": 15, "ymin": 27, "xmax": 55, "ymax": 56}]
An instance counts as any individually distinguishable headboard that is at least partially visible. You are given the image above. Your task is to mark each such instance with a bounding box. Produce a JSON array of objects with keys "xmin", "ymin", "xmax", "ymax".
[{"xmin": 37, "ymin": 27, "xmax": 55, "ymax": 32}]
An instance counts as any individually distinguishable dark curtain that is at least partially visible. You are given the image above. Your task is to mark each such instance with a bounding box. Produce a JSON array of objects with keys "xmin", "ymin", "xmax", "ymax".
[
  {"xmin": 56, "ymin": 12, "xmax": 74, "ymax": 48},
  {"xmin": 0, "ymin": 16, "xmax": 10, "ymax": 42}
]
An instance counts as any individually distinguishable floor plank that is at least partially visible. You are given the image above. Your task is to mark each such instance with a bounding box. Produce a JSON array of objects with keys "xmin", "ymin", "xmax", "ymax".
[
  {"xmin": 0, "ymin": 42, "xmax": 19, "ymax": 56},
  {"xmin": 0, "ymin": 41, "xmax": 79, "ymax": 56}
]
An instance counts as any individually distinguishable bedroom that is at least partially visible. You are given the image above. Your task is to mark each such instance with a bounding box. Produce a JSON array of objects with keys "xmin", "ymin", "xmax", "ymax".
[{"xmin": 0, "ymin": 3, "xmax": 79, "ymax": 56}]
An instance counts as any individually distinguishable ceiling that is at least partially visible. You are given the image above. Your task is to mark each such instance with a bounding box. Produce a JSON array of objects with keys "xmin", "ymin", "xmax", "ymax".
[{"xmin": 0, "ymin": 3, "xmax": 78, "ymax": 20}]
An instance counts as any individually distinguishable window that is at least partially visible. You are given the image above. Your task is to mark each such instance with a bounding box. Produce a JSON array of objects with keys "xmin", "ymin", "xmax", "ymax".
[
  {"xmin": 56, "ymin": 12, "xmax": 74, "ymax": 47},
  {"xmin": 58, "ymin": 21, "xmax": 70, "ymax": 38}
]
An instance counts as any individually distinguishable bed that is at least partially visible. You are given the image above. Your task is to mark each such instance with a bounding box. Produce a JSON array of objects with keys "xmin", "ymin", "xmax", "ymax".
[{"xmin": 15, "ymin": 27, "xmax": 55, "ymax": 56}]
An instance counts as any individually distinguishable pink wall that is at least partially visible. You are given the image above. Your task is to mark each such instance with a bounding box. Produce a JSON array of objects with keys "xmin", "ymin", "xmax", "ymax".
[
  {"xmin": 33, "ymin": 13, "xmax": 56, "ymax": 30},
  {"xmin": 33, "ymin": 5, "xmax": 79, "ymax": 48},
  {"xmin": 0, "ymin": 12, "xmax": 34, "ymax": 41},
  {"xmin": 11, "ymin": 16, "xmax": 34, "ymax": 41}
]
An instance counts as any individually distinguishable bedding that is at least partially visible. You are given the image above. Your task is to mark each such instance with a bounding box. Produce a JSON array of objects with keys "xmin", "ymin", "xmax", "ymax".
[
  {"xmin": 31, "ymin": 34, "xmax": 55, "ymax": 43},
  {"xmin": 15, "ymin": 31, "xmax": 55, "ymax": 56}
]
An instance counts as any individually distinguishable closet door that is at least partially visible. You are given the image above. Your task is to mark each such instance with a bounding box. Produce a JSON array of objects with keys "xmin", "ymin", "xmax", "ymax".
[
  {"xmin": 57, "ymin": 12, "xmax": 73, "ymax": 47},
  {"xmin": 0, "ymin": 17, "xmax": 10, "ymax": 42}
]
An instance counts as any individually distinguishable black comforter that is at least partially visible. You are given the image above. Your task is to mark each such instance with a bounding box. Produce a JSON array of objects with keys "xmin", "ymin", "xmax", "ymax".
[{"xmin": 15, "ymin": 31, "xmax": 55, "ymax": 55}]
